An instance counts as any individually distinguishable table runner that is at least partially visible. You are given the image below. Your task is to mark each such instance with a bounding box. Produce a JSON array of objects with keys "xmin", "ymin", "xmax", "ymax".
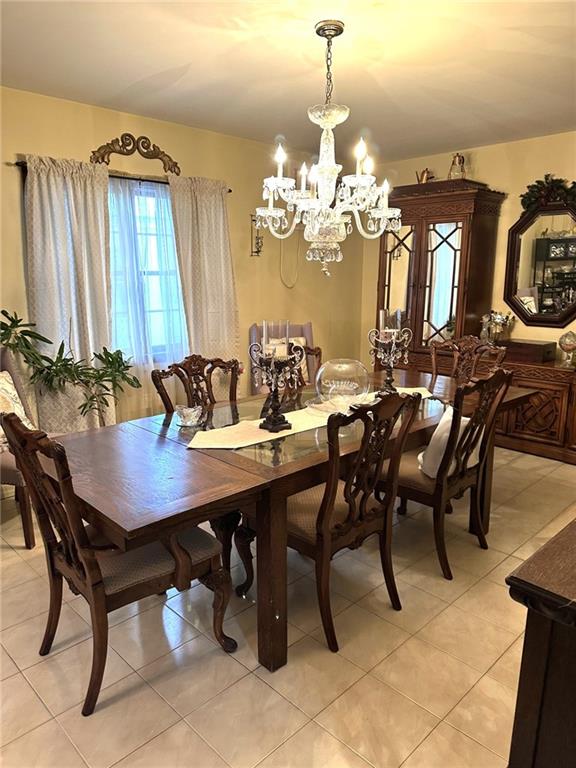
[
  {"xmin": 188, "ymin": 407, "xmax": 329, "ymax": 449},
  {"xmin": 187, "ymin": 387, "xmax": 432, "ymax": 450}
]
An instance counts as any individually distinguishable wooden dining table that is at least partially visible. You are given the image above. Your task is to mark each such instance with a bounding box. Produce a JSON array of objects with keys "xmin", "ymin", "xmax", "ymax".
[{"xmin": 51, "ymin": 368, "xmax": 533, "ymax": 672}]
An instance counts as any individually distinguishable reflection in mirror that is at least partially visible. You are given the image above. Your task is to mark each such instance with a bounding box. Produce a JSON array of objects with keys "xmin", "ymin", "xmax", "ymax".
[
  {"xmin": 515, "ymin": 212, "xmax": 576, "ymax": 317},
  {"xmin": 422, "ymin": 222, "xmax": 462, "ymax": 346},
  {"xmin": 379, "ymin": 225, "xmax": 414, "ymax": 328}
]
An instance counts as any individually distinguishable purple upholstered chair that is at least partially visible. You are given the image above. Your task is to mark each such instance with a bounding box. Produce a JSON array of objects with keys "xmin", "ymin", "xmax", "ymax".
[{"xmin": 248, "ymin": 322, "xmax": 321, "ymax": 395}]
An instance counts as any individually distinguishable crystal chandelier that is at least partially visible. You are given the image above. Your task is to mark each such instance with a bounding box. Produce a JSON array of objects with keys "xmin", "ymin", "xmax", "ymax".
[{"xmin": 255, "ymin": 20, "xmax": 401, "ymax": 276}]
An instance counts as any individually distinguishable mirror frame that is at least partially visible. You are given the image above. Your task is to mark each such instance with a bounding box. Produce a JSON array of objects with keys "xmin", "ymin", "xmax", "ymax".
[{"xmin": 504, "ymin": 200, "xmax": 576, "ymax": 327}]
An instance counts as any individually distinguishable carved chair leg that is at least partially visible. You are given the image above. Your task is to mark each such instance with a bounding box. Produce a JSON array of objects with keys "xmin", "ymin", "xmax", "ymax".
[
  {"xmin": 210, "ymin": 511, "xmax": 241, "ymax": 572},
  {"xmin": 39, "ymin": 568, "xmax": 63, "ymax": 656},
  {"xmin": 470, "ymin": 483, "xmax": 488, "ymax": 550},
  {"xmin": 15, "ymin": 485, "xmax": 35, "ymax": 549},
  {"xmin": 82, "ymin": 593, "xmax": 108, "ymax": 716},
  {"xmin": 234, "ymin": 524, "xmax": 256, "ymax": 597},
  {"xmin": 433, "ymin": 503, "xmax": 453, "ymax": 581},
  {"xmin": 397, "ymin": 497, "xmax": 408, "ymax": 516},
  {"xmin": 379, "ymin": 526, "xmax": 401, "ymax": 611},
  {"xmin": 199, "ymin": 568, "xmax": 238, "ymax": 653},
  {"xmin": 315, "ymin": 556, "xmax": 338, "ymax": 652}
]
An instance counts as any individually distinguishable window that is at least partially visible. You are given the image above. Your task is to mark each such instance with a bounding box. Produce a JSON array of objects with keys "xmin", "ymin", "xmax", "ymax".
[{"xmin": 109, "ymin": 178, "xmax": 188, "ymax": 365}]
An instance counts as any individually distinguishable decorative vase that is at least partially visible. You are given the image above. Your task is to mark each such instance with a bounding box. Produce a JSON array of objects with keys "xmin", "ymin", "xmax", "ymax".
[{"xmin": 558, "ymin": 331, "xmax": 576, "ymax": 366}]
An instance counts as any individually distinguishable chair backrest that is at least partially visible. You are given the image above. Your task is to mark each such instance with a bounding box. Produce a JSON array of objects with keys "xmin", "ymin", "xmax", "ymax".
[
  {"xmin": 298, "ymin": 345, "xmax": 322, "ymax": 388},
  {"xmin": 248, "ymin": 322, "xmax": 318, "ymax": 393},
  {"xmin": 438, "ymin": 368, "xmax": 513, "ymax": 483},
  {"xmin": 1, "ymin": 412, "xmax": 101, "ymax": 589},
  {"xmin": 0, "ymin": 348, "xmax": 35, "ymax": 423},
  {"xmin": 151, "ymin": 354, "xmax": 240, "ymax": 413},
  {"xmin": 316, "ymin": 392, "xmax": 421, "ymax": 541},
  {"xmin": 430, "ymin": 336, "xmax": 506, "ymax": 382}
]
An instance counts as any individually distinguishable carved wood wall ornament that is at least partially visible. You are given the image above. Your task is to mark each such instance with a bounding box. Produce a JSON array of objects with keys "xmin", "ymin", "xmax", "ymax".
[{"xmin": 90, "ymin": 133, "xmax": 181, "ymax": 175}]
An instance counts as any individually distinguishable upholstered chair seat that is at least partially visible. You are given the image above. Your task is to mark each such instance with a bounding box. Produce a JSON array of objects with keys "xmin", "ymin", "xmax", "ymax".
[
  {"xmin": 92, "ymin": 528, "xmax": 222, "ymax": 596},
  {"xmin": 1, "ymin": 450, "xmax": 24, "ymax": 485},
  {"xmin": 381, "ymin": 451, "xmax": 436, "ymax": 495}
]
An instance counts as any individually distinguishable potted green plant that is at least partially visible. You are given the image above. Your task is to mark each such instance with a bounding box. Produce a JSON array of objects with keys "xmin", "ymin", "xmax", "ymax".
[{"xmin": 1, "ymin": 310, "xmax": 141, "ymax": 431}]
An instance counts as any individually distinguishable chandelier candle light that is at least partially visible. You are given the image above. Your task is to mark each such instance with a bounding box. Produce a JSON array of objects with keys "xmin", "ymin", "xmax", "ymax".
[
  {"xmin": 255, "ymin": 20, "xmax": 401, "ymax": 276},
  {"xmin": 249, "ymin": 321, "xmax": 305, "ymax": 433},
  {"xmin": 369, "ymin": 310, "xmax": 413, "ymax": 393}
]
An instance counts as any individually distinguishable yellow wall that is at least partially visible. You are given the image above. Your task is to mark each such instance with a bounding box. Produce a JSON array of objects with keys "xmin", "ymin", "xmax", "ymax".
[
  {"xmin": 3, "ymin": 86, "xmax": 574, "ymax": 413},
  {"xmin": 361, "ymin": 131, "xmax": 576, "ymax": 361},
  {"xmin": 1, "ymin": 86, "xmax": 363, "ymax": 408}
]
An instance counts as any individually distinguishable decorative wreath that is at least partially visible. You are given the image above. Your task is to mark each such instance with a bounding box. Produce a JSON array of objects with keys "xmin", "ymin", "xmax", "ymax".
[{"xmin": 520, "ymin": 174, "xmax": 576, "ymax": 211}]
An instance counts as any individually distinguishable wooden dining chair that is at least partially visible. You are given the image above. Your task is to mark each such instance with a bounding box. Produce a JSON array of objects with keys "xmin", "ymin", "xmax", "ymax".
[
  {"xmin": 297, "ymin": 345, "xmax": 322, "ymax": 388},
  {"xmin": 1, "ymin": 412, "xmax": 237, "ymax": 716},
  {"xmin": 151, "ymin": 353, "xmax": 241, "ymax": 570},
  {"xmin": 151, "ymin": 354, "xmax": 240, "ymax": 411},
  {"xmin": 234, "ymin": 392, "xmax": 422, "ymax": 652},
  {"xmin": 377, "ymin": 368, "xmax": 513, "ymax": 581},
  {"xmin": 1, "ymin": 348, "xmax": 36, "ymax": 548},
  {"xmin": 430, "ymin": 336, "xmax": 506, "ymax": 383}
]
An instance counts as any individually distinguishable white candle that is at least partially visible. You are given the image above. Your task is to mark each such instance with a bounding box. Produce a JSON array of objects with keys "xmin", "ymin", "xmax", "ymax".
[
  {"xmin": 354, "ymin": 138, "xmax": 367, "ymax": 176},
  {"xmin": 378, "ymin": 309, "xmax": 385, "ymax": 332},
  {"xmin": 382, "ymin": 178, "xmax": 390, "ymax": 210},
  {"xmin": 308, "ymin": 164, "xmax": 318, "ymax": 197},
  {"xmin": 363, "ymin": 155, "xmax": 374, "ymax": 175},
  {"xmin": 274, "ymin": 144, "xmax": 287, "ymax": 179},
  {"xmin": 262, "ymin": 320, "xmax": 268, "ymax": 348},
  {"xmin": 299, "ymin": 162, "xmax": 308, "ymax": 192},
  {"xmin": 285, "ymin": 320, "xmax": 290, "ymax": 349}
]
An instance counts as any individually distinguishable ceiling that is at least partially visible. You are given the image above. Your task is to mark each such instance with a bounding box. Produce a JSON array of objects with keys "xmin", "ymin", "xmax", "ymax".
[{"xmin": 2, "ymin": 1, "xmax": 575, "ymax": 161}]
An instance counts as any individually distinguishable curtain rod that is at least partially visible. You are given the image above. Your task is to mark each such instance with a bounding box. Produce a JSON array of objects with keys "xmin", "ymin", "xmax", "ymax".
[{"xmin": 9, "ymin": 161, "xmax": 232, "ymax": 193}]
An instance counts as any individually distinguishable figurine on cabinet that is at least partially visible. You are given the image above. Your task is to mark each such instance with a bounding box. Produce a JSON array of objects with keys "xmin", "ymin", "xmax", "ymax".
[
  {"xmin": 480, "ymin": 310, "xmax": 515, "ymax": 342},
  {"xmin": 448, "ymin": 152, "xmax": 466, "ymax": 180},
  {"xmin": 416, "ymin": 168, "xmax": 435, "ymax": 184}
]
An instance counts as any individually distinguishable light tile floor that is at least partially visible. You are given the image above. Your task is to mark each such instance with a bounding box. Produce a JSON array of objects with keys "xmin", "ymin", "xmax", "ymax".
[{"xmin": 0, "ymin": 449, "xmax": 574, "ymax": 768}]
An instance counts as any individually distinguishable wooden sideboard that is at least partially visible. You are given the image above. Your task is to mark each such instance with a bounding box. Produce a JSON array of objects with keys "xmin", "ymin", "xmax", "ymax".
[
  {"xmin": 494, "ymin": 360, "xmax": 576, "ymax": 465},
  {"xmin": 408, "ymin": 354, "xmax": 576, "ymax": 464},
  {"xmin": 506, "ymin": 519, "xmax": 576, "ymax": 768}
]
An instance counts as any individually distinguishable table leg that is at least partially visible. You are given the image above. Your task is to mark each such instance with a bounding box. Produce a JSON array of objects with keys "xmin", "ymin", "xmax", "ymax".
[
  {"xmin": 470, "ymin": 431, "xmax": 494, "ymax": 535},
  {"xmin": 256, "ymin": 487, "xmax": 288, "ymax": 671}
]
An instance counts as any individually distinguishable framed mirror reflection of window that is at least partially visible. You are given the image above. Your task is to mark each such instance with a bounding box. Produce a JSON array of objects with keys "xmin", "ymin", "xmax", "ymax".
[{"xmin": 505, "ymin": 201, "xmax": 576, "ymax": 327}]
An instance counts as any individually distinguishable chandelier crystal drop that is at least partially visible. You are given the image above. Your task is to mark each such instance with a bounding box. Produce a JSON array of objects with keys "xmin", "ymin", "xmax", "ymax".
[{"xmin": 255, "ymin": 19, "xmax": 401, "ymax": 276}]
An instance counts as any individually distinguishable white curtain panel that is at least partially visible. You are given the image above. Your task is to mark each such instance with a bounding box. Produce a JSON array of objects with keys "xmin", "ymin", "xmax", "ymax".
[
  {"xmin": 168, "ymin": 175, "xmax": 240, "ymax": 363},
  {"xmin": 24, "ymin": 156, "xmax": 113, "ymax": 431},
  {"xmin": 25, "ymin": 156, "xmax": 111, "ymax": 361}
]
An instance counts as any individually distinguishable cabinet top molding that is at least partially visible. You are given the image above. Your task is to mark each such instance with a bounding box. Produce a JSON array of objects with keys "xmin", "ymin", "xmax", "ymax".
[{"xmin": 390, "ymin": 178, "xmax": 505, "ymax": 200}]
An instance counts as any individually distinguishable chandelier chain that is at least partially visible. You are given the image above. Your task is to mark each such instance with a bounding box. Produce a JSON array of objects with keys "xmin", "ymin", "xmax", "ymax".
[{"xmin": 325, "ymin": 38, "xmax": 333, "ymax": 104}]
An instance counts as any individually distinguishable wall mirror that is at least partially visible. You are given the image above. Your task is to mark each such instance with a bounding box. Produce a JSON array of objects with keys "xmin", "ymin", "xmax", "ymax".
[{"xmin": 505, "ymin": 201, "xmax": 576, "ymax": 327}]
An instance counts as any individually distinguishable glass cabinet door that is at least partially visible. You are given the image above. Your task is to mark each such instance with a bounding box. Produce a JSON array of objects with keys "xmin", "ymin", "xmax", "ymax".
[
  {"xmin": 421, "ymin": 221, "xmax": 463, "ymax": 346},
  {"xmin": 378, "ymin": 225, "xmax": 415, "ymax": 328}
]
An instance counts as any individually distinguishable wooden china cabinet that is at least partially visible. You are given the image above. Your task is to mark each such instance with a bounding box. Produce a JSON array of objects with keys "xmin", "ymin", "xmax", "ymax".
[{"xmin": 376, "ymin": 179, "xmax": 505, "ymax": 370}]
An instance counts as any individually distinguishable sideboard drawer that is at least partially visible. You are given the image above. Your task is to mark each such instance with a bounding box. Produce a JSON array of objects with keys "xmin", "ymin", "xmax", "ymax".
[
  {"xmin": 507, "ymin": 379, "xmax": 570, "ymax": 447},
  {"xmin": 495, "ymin": 361, "xmax": 576, "ymax": 463}
]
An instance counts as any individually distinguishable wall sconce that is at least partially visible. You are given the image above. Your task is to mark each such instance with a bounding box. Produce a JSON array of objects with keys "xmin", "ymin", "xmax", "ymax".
[{"xmin": 250, "ymin": 214, "xmax": 264, "ymax": 257}]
